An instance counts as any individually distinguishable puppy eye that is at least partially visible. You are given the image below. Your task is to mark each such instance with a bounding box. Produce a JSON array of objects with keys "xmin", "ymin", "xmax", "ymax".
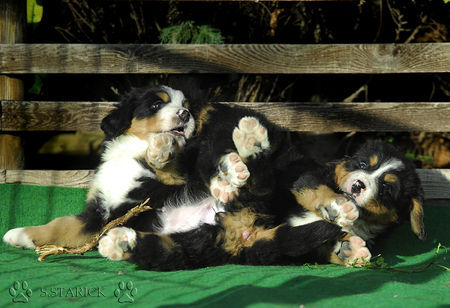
[
  {"xmin": 359, "ymin": 161, "xmax": 368, "ymax": 169},
  {"xmin": 151, "ymin": 102, "xmax": 162, "ymax": 111}
]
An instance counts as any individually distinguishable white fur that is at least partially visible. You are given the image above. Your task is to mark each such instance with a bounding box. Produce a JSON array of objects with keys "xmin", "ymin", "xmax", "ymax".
[
  {"xmin": 90, "ymin": 134, "xmax": 156, "ymax": 219},
  {"xmin": 341, "ymin": 158, "xmax": 404, "ymax": 206},
  {"xmin": 233, "ymin": 117, "xmax": 270, "ymax": 159},
  {"xmin": 98, "ymin": 227, "xmax": 137, "ymax": 261},
  {"xmin": 3, "ymin": 228, "xmax": 35, "ymax": 249},
  {"xmin": 288, "ymin": 211, "xmax": 322, "ymax": 227},
  {"xmin": 156, "ymin": 195, "xmax": 224, "ymax": 234}
]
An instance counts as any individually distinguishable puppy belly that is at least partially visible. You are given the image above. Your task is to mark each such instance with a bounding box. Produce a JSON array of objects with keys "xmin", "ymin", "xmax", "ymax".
[{"xmin": 157, "ymin": 197, "xmax": 224, "ymax": 234}]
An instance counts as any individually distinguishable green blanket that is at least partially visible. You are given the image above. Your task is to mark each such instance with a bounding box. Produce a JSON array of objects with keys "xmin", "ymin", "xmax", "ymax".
[{"xmin": 1, "ymin": 184, "xmax": 448, "ymax": 307}]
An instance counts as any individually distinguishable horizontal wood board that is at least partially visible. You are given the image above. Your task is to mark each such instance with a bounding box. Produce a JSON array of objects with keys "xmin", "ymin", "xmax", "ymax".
[
  {"xmin": 1, "ymin": 43, "xmax": 449, "ymax": 74},
  {"xmin": 1, "ymin": 169, "xmax": 449, "ymax": 200},
  {"xmin": 2, "ymin": 101, "xmax": 450, "ymax": 132}
]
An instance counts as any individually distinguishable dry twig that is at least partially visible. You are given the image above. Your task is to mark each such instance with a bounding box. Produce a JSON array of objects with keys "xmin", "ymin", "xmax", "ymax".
[{"xmin": 36, "ymin": 198, "xmax": 152, "ymax": 261}]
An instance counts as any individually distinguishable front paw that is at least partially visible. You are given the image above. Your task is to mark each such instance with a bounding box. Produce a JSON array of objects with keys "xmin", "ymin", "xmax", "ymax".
[
  {"xmin": 98, "ymin": 227, "xmax": 136, "ymax": 261},
  {"xmin": 146, "ymin": 133, "xmax": 177, "ymax": 169},
  {"xmin": 210, "ymin": 153, "xmax": 250, "ymax": 203},
  {"xmin": 337, "ymin": 236, "xmax": 372, "ymax": 267},
  {"xmin": 3, "ymin": 227, "xmax": 35, "ymax": 249},
  {"xmin": 320, "ymin": 197, "xmax": 359, "ymax": 227}
]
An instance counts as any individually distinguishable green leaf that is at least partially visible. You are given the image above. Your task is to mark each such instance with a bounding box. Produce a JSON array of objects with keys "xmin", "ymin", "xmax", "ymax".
[
  {"xmin": 27, "ymin": 0, "xmax": 43, "ymax": 24},
  {"xmin": 28, "ymin": 74, "xmax": 44, "ymax": 95}
]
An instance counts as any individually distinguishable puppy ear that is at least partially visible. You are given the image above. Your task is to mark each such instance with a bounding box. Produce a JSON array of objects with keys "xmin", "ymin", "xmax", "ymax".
[
  {"xmin": 100, "ymin": 107, "xmax": 132, "ymax": 140},
  {"xmin": 410, "ymin": 198, "xmax": 426, "ymax": 240}
]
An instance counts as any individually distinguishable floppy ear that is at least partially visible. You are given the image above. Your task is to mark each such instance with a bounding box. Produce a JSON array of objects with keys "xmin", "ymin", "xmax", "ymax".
[
  {"xmin": 100, "ymin": 106, "xmax": 133, "ymax": 140},
  {"xmin": 410, "ymin": 198, "xmax": 426, "ymax": 240}
]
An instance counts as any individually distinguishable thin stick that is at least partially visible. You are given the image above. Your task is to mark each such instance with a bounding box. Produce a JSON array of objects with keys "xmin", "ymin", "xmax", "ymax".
[{"xmin": 36, "ymin": 198, "xmax": 152, "ymax": 261}]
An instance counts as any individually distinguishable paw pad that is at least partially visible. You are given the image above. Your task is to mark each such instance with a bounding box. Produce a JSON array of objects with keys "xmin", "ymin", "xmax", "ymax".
[
  {"xmin": 338, "ymin": 236, "xmax": 372, "ymax": 267},
  {"xmin": 146, "ymin": 133, "xmax": 177, "ymax": 169},
  {"xmin": 98, "ymin": 227, "xmax": 136, "ymax": 261},
  {"xmin": 233, "ymin": 117, "xmax": 270, "ymax": 159},
  {"xmin": 210, "ymin": 153, "xmax": 250, "ymax": 203},
  {"xmin": 321, "ymin": 198, "xmax": 359, "ymax": 227}
]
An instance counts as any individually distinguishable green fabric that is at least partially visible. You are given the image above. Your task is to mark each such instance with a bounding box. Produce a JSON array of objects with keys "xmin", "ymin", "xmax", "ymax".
[{"xmin": 0, "ymin": 184, "xmax": 448, "ymax": 307}]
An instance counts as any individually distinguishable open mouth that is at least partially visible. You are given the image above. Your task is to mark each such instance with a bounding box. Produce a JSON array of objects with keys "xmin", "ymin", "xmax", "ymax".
[
  {"xmin": 345, "ymin": 179, "xmax": 366, "ymax": 201},
  {"xmin": 168, "ymin": 126, "xmax": 185, "ymax": 137}
]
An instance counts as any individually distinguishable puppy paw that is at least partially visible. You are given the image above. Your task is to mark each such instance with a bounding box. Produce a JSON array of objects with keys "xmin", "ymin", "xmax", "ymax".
[
  {"xmin": 338, "ymin": 236, "xmax": 372, "ymax": 267},
  {"xmin": 98, "ymin": 227, "xmax": 136, "ymax": 261},
  {"xmin": 146, "ymin": 133, "xmax": 177, "ymax": 169},
  {"xmin": 210, "ymin": 153, "xmax": 250, "ymax": 203},
  {"xmin": 3, "ymin": 228, "xmax": 35, "ymax": 249},
  {"xmin": 320, "ymin": 197, "xmax": 359, "ymax": 227},
  {"xmin": 233, "ymin": 117, "xmax": 270, "ymax": 159}
]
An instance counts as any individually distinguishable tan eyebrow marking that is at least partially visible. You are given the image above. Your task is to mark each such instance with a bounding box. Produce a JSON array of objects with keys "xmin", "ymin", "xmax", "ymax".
[
  {"xmin": 370, "ymin": 155, "xmax": 379, "ymax": 167},
  {"xmin": 156, "ymin": 92, "xmax": 170, "ymax": 103},
  {"xmin": 384, "ymin": 174, "xmax": 398, "ymax": 183}
]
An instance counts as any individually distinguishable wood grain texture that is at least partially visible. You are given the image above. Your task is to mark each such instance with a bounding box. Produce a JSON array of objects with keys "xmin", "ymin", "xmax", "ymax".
[
  {"xmin": 1, "ymin": 43, "xmax": 449, "ymax": 74},
  {"xmin": 1, "ymin": 169, "xmax": 448, "ymax": 201},
  {"xmin": 2, "ymin": 101, "xmax": 449, "ymax": 132},
  {"xmin": 1, "ymin": 169, "xmax": 95, "ymax": 188}
]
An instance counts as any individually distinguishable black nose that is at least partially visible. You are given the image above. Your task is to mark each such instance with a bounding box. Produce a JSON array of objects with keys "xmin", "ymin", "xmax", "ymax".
[
  {"xmin": 351, "ymin": 180, "xmax": 366, "ymax": 194},
  {"xmin": 177, "ymin": 109, "xmax": 190, "ymax": 123}
]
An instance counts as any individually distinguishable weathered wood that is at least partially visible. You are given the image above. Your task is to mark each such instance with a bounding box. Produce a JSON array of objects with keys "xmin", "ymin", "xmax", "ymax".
[
  {"xmin": 0, "ymin": 0, "xmax": 25, "ymax": 169},
  {"xmin": 1, "ymin": 169, "xmax": 95, "ymax": 188},
  {"xmin": 1, "ymin": 169, "xmax": 448, "ymax": 201},
  {"xmin": 2, "ymin": 101, "xmax": 450, "ymax": 132},
  {"xmin": 1, "ymin": 43, "xmax": 449, "ymax": 74}
]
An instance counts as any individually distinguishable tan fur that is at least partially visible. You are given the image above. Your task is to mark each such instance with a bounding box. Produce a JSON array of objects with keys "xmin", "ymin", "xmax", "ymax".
[
  {"xmin": 334, "ymin": 162, "xmax": 351, "ymax": 189},
  {"xmin": 156, "ymin": 91, "xmax": 170, "ymax": 103},
  {"xmin": 197, "ymin": 105, "xmax": 215, "ymax": 134},
  {"xmin": 219, "ymin": 208, "xmax": 281, "ymax": 256},
  {"xmin": 24, "ymin": 216, "xmax": 93, "ymax": 248},
  {"xmin": 291, "ymin": 185, "xmax": 341, "ymax": 216},
  {"xmin": 126, "ymin": 118, "xmax": 162, "ymax": 140},
  {"xmin": 410, "ymin": 198, "xmax": 425, "ymax": 238},
  {"xmin": 329, "ymin": 252, "xmax": 345, "ymax": 265},
  {"xmin": 369, "ymin": 155, "xmax": 379, "ymax": 167},
  {"xmin": 363, "ymin": 199, "xmax": 398, "ymax": 224},
  {"xmin": 384, "ymin": 174, "xmax": 398, "ymax": 183},
  {"xmin": 152, "ymin": 161, "xmax": 186, "ymax": 185}
]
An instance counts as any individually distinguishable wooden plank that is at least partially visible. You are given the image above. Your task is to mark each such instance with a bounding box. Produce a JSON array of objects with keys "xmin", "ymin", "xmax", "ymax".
[
  {"xmin": 0, "ymin": 0, "xmax": 25, "ymax": 169},
  {"xmin": 1, "ymin": 169, "xmax": 448, "ymax": 201},
  {"xmin": 1, "ymin": 43, "xmax": 449, "ymax": 74},
  {"xmin": 2, "ymin": 101, "xmax": 450, "ymax": 132},
  {"xmin": 1, "ymin": 169, "xmax": 95, "ymax": 188},
  {"xmin": 417, "ymin": 169, "xmax": 450, "ymax": 201}
]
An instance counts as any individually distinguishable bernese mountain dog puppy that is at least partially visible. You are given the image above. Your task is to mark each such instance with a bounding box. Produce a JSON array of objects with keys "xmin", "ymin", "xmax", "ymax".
[
  {"xmin": 287, "ymin": 140, "xmax": 427, "ymax": 266},
  {"xmin": 3, "ymin": 85, "xmax": 342, "ymax": 270}
]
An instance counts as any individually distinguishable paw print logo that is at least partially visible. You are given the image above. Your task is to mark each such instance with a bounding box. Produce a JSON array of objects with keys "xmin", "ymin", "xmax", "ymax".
[
  {"xmin": 9, "ymin": 281, "xmax": 32, "ymax": 303},
  {"xmin": 114, "ymin": 281, "xmax": 137, "ymax": 303}
]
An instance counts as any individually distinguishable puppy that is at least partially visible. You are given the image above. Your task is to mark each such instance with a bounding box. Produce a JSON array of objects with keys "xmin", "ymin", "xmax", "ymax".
[{"xmin": 288, "ymin": 140, "xmax": 426, "ymax": 266}]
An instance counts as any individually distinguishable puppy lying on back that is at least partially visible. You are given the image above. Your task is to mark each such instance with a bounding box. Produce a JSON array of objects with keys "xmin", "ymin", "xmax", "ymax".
[
  {"xmin": 3, "ymin": 85, "xmax": 342, "ymax": 270},
  {"xmin": 288, "ymin": 140, "xmax": 427, "ymax": 266}
]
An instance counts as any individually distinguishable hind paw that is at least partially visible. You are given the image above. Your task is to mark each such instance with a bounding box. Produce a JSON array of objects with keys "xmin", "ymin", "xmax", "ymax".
[
  {"xmin": 210, "ymin": 153, "xmax": 250, "ymax": 203},
  {"xmin": 337, "ymin": 236, "xmax": 372, "ymax": 267},
  {"xmin": 98, "ymin": 227, "xmax": 136, "ymax": 261},
  {"xmin": 233, "ymin": 117, "xmax": 270, "ymax": 159}
]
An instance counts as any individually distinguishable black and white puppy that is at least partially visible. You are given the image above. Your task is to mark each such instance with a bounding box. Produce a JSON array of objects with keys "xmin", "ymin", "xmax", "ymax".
[{"xmin": 288, "ymin": 140, "xmax": 426, "ymax": 266}]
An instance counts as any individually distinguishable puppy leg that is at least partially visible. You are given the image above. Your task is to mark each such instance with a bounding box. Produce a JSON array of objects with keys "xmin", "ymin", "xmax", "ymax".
[
  {"xmin": 146, "ymin": 133, "xmax": 179, "ymax": 169},
  {"xmin": 233, "ymin": 117, "xmax": 270, "ymax": 159},
  {"xmin": 3, "ymin": 216, "xmax": 94, "ymax": 249},
  {"xmin": 210, "ymin": 152, "xmax": 250, "ymax": 203},
  {"xmin": 292, "ymin": 185, "xmax": 359, "ymax": 227}
]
